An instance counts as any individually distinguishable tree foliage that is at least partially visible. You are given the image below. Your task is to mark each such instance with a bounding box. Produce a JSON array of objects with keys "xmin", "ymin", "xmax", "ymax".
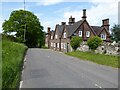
[
  {"xmin": 111, "ymin": 24, "xmax": 120, "ymax": 42},
  {"xmin": 2, "ymin": 10, "xmax": 44, "ymax": 47},
  {"xmin": 70, "ymin": 36, "xmax": 83, "ymax": 51},
  {"xmin": 87, "ymin": 36, "xmax": 102, "ymax": 50}
]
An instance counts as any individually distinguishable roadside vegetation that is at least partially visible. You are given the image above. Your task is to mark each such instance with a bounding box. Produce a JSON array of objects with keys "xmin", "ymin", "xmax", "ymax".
[
  {"xmin": 70, "ymin": 36, "xmax": 83, "ymax": 51},
  {"xmin": 66, "ymin": 51, "xmax": 118, "ymax": 68},
  {"xmin": 2, "ymin": 35, "xmax": 27, "ymax": 89}
]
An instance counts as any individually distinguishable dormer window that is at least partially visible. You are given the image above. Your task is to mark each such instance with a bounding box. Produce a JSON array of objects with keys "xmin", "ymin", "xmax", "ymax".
[
  {"xmin": 64, "ymin": 32, "xmax": 66, "ymax": 38},
  {"xmin": 86, "ymin": 31, "xmax": 90, "ymax": 37},
  {"xmin": 55, "ymin": 34, "xmax": 58, "ymax": 39},
  {"xmin": 101, "ymin": 34, "xmax": 106, "ymax": 40},
  {"xmin": 79, "ymin": 31, "xmax": 82, "ymax": 37}
]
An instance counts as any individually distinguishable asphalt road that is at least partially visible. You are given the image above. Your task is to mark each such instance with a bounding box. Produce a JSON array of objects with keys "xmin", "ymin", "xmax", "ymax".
[{"xmin": 20, "ymin": 48, "xmax": 118, "ymax": 88}]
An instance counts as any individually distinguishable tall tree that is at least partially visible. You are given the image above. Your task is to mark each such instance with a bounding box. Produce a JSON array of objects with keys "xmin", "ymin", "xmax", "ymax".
[
  {"xmin": 2, "ymin": 10, "xmax": 44, "ymax": 47},
  {"xmin": 111, "ymin": 24, "xmax": 120, "ymax": 42}
]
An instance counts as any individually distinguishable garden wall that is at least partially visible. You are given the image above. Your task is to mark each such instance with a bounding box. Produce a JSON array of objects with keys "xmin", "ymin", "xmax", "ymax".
[{"xmin": 77, "ymin": 41, "xmax": 120, "ymax": 56}]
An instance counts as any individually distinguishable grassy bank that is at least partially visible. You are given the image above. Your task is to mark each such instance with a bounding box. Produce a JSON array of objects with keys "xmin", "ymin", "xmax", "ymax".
[
  {"xmin": 66, "ymin": 51, "xmax": 118, "ymax": 68},
  {"xmin": 2, "ymin": 40, "xmax": 27, "ymax": 89}
]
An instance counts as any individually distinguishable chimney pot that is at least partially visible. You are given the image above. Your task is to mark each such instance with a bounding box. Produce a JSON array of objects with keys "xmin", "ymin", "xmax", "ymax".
[
  {"xmin": 61, "ymin": 22, "xmax": 66, "ymax": 25},
  {"xmin": 82, "ymin": 9, "xmax": 87, "ymax": 20},
  {"xmin": 68, "ymin": 16, "xmax": 75, "ymax": 25}
]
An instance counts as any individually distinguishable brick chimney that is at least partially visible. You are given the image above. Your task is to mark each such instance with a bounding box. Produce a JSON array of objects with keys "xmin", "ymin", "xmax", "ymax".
[
  {"xmin": 82, "ymin": 9, "xmax": 87, "ymax": 20},
  {"xmin": 68, "ymin": 16, "xmax": 75, "ymax": 25},
  {"xmin": 102, "ymin": 19, "xmax": 110, "ymax": 31},
  {"xmin": 47, "ymin": 27, "xmax": 51, "ymax": 33}
]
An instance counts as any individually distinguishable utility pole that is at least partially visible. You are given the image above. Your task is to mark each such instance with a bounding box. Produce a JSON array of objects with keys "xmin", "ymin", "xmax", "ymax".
[{"xmin": 24, "ymin": 0, "xmax": 26, "ymax": 42}]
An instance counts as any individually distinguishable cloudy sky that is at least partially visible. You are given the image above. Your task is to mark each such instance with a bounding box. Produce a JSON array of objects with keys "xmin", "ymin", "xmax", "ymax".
[{"xmin": 1, "ymin": 0, "xmax": 119, "ymax": 33}]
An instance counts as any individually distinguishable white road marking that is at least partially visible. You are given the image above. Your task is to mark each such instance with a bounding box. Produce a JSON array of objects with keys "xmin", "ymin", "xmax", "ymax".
[
  {"xmin": 95, "ymin": 84, "xmax": 103, "ymax": 89},
  {"xmin": 19, "ymin": 81, "xmax": 23, "ymax": 89},
  {"xmin": 23, "ymin": 65, "xmax": 25, "ymax": 69},
  {"xmin": 24, "ymin": 56, "xmax": 26, "ymax": 62},
  {"xmin": 48, "ymin": 56, "xmax": 50, "ymax": 58}
]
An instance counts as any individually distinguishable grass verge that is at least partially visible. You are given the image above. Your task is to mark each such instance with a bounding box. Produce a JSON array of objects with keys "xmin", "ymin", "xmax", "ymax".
[
  {"xmin": 66, "ymin": 51, "xmax": 118, "ymax": 68},
  {"xmin": 2, "ymin": 40, "xmax": 27, "ymax": 89}
]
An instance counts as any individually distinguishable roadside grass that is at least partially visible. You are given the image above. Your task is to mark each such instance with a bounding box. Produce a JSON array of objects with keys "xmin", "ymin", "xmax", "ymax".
[
  {"xmin": 66, "ymin": 51, "xmax": 118, "ymax": 68},
  {"xmin": 2, "ymin": 40, "xmax": 27, "ymax": 89}
]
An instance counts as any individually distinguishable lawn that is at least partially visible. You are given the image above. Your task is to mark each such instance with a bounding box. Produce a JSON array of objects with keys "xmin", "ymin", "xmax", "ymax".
[
  {"xmin": 66, "ymin": 51, "xmax": 118, "ymax": 68},
  {"xmin": 2, "ymin": 39, "xmax": 27, "ymax": 89}
]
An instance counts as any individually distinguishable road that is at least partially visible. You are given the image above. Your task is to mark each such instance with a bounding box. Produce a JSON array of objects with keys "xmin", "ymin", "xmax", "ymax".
[{"xmin": 20, "ymin": 48, "xmax": 118, "ymax": 88}]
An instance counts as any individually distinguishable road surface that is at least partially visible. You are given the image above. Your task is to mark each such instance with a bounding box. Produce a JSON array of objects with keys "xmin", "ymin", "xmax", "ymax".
[{"xmin": 20, "ymin": 48, "xmax": 118, "ymax": 88}]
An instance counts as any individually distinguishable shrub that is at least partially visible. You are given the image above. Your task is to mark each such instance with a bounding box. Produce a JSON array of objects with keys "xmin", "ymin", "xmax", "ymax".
[
  {"xmin": 87, "ymin": 36, "xmax": 102, "ymax": 51},
  {"xmin": 70, "ymin": 36, "xmax": 83, "ymax": 51}
]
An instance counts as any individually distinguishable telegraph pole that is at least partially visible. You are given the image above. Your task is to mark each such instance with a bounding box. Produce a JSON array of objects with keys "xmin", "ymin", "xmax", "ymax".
[{"xmin": 23, "ymin": 0, "xmax": 26, "ymax": 42}]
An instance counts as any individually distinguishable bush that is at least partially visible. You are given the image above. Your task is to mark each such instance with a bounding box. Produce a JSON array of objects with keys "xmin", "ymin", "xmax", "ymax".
[
  {"xmin": 70, "ymin": 36, "xmax": 83, "ymax": 51},
  {"xmin": 87, "ymin": 36, "xmax": 102, "ymax": 51}
]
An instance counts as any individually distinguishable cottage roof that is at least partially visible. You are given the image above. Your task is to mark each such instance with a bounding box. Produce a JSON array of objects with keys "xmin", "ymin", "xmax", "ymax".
[
  {"xmin": 91, "ymin": 26, "xmax": 101, "ymax": 35},
  {"xmin": 64, "ymin": 20, "xmax": 83, "ymax": 37}
]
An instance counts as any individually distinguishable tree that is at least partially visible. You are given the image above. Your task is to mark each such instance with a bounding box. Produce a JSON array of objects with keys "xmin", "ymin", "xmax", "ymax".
[
  {"xmin": 70, "ymin": 36, "xmax": 83, "ymax": 51},
  {"xmin": 111, "ymin": 24, "xmax": 120, "ymax": 42},
  {"xmin": 87, "ymin": 36, "xmax": 102, "ymax": 51},
  {"xmin": 2, "ymin": 10, "xmax": 44, "ymax": 47}
]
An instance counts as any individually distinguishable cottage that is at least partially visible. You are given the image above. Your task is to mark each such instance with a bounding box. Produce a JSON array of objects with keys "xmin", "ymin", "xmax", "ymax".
[{"xmin": 46, "ymin": 9, "xmax": 111, "ymax": 52}]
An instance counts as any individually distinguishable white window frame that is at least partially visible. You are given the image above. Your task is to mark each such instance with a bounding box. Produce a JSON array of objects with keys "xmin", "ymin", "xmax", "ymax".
[
  {"xmin": 55, "ymin": 34, "xmax": 58, "ymax": 39},
  {"xmin": 61, "ymin": 43, "xmax": 63, "ymax": 49},
  {"xmin": 57, "ymin": 43, "xmax": 59, "ymax": 48},
  {"xmin": 54, "ymin": 43, "xmax": 55, "ymax": 47},
  {"xmin": 86, "ymin": 31, "xmax": 90, "ymax": 37},
  {"xmin": 79, "ymin": 31, "xmax": 82, "ymax": 37},
  {"xmin": 51, "ymin": 42, "xmax": 53, "ymax": 47},
  {"xmin": 101, "ymin": 34, "xmax": 106, "ymax": 40},
  {"xmin": 63, "ymin": 32, "xmax": 66, "ymax": 38}
]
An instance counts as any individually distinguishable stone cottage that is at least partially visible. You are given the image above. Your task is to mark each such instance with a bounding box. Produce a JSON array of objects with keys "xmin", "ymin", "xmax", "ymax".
[{"xmin": 46, "ymin": 9, "xmax": 111, "ymax": 52}]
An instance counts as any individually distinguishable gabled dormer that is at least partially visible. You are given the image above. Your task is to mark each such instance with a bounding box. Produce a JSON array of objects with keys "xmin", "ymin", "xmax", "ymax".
[
  {"xmin": 61, "ymin": 26, "xmax": 67, "ymax": 39},
  {"xmin": 53, "ymin": 24, "xmax": 59, "ymax": 40}
]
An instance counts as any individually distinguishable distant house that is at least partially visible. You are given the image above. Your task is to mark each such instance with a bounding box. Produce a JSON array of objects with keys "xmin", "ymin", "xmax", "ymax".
[{"xmin": 46, "ymin": 9, "xmax": 111, "ymax": 52}]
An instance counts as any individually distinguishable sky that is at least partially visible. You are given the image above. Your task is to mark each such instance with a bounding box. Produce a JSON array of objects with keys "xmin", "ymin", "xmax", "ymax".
[{"xmin": 1, "ymin": 0, "xmax": 119, "ymax": 33}]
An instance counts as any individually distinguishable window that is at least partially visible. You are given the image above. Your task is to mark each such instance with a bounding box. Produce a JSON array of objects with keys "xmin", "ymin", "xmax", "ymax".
[
  {"xmin": 101, "ymin": 34, "xmax": 106, "ymax": 40},
  {"xmin": 54, "ymin": 43, "xmax": 55, "ymax": 47},
  {"xmin": 64, "ymin": 43, "xmax": 66, "ymax": 49},
  {"xmin": 51, "ymin": 36, "xmax": 53, "ymax": 39},
  {"xmin": 64, "ymin": 32, "xmax": 66, "ymax": 38},
  {"xmin": 55, "ymin": 34, "xmax": 58, "ymax": 39},
  {"xmin": 57, "ymin": 43, "xmax": 59, "ymax": 48},
  {"xmin": 51, "ymin": 43, "xmax": 53, "ymax": 47},
  {"xmin": 79, "ymin": 31, "xmax": 82, "ymax": 37},
  {"xmin": 61, "ymin": 43, "xmax": 63, "ymax": 49},
  {"xmin": 86, "ymin": 31, "xmax": 90, "ymax": 37}
]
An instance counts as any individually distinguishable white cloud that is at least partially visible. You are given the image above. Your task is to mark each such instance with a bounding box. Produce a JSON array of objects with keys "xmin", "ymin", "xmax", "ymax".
[
  {"xmin": 62, "ymin": 1, "xmax": 118, "ymax": 28},
  {"xmin": 41, "ymin": 0, "xmax": 118, "ymax": 32},
  {"xmin": 36, "ymin": 0, "xmax": 64, "ymax": 6}
]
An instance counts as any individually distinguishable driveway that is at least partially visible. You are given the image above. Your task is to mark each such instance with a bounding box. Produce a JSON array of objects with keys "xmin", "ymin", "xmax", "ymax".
[{"xmin": 20, "ymin": 48, "xmax": 118, "ymax": 88}]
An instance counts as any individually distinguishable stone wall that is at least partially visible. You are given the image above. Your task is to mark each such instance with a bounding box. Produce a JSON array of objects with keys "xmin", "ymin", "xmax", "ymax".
[{"xmin": 77, "ymin": 41, "xmax": 120, "ymax": 56}]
